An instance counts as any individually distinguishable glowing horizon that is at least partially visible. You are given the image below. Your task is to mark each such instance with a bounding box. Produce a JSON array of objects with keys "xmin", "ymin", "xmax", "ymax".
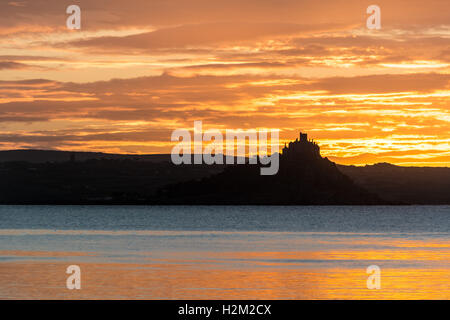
[{"xmin": 0, "ymin": 0, "xmax": 449, "ymax": 167}]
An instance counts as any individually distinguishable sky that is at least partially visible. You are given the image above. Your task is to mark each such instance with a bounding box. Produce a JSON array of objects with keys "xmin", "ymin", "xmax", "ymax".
[{"xmin": 0, "ymin": 0, "xmax": 449, "ymax": 166}]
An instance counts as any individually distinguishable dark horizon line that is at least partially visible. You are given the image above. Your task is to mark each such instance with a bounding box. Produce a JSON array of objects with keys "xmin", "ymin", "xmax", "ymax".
[{"xmin": 0, "ymin": 148, "xmax": 449, "ymax": 168}]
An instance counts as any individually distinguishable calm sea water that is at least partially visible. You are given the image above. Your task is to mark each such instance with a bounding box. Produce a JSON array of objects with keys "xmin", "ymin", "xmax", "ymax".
[{"xmin": 0, "ymin": 205, "xmax": 449, "ymax": 299}]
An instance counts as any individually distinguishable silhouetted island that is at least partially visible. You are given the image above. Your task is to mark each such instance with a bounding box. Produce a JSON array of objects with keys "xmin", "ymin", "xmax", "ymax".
[{"xmin": 155, "ymin": 132, "xmax": 385, "ymax": 205}]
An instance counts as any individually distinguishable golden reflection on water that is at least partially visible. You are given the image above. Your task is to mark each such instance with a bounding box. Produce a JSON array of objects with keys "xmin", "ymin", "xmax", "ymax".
[{"xmin": 1, "ymin": 246, "xmax": 449, "ymax": 299}]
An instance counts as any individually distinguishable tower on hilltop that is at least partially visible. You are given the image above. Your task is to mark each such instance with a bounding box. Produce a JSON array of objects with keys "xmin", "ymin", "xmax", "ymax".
[
  {"xmin": 300, "ymin": 132, "xmax": 307, "ymax": 142},
  {"xmin": 282, "ymin": 131, "xmax": 320, "ymax": 160}
]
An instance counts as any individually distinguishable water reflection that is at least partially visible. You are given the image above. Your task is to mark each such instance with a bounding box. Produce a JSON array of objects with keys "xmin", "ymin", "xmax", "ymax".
[
  {"xmin": 1, "ymin": 205, "xmax": 449, "ymax": 299},
  {"xmin": 1, "ymin": 240, "xmax": 449, "ymax": 299}
]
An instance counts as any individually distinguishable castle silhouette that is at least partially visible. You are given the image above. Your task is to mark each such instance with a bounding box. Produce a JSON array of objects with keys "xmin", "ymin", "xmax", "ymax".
[
  {"xmin": 282, "ymin": 132, "xmax": 320, "ymax": 160},
  {"xmin": 156, "ymin": 131, "xmax": 384, "ymax": 204}
]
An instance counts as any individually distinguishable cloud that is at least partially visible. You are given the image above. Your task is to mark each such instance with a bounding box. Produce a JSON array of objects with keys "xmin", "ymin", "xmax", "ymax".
[
  {"xmin": 1, "ymin": 0, "xmax": 449, "ymax": 33},
  {"xmin": 313, "ymin": 73, "xmax": 450, "ymax": 94},
  {"xmin": 68, "ymin": 22, "xmax": 347, "ymax": 53},
  {"xmin": 0, "ymin": 61, "xmax": 30, "ymax": 70},
  {"xmin": 0, "ymin": 0, "xmax": 449, "ymax": 165}
]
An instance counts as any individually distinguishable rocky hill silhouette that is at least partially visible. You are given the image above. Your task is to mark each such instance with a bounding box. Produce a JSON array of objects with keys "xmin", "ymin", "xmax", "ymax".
[{"xmin": 156, "ymin": 132, "xmax": 385, "ymax": 205}]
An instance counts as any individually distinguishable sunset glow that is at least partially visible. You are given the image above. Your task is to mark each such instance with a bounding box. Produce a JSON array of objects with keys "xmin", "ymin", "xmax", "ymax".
[{"xmin": 0, "ymin": 0, "xmax": 449, "ymax": 166}]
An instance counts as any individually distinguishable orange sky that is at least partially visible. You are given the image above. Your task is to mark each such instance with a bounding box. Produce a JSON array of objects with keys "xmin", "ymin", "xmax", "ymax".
[{"xmin": 0, "ymin": 0, "xmax": 449, "ymax": 166}]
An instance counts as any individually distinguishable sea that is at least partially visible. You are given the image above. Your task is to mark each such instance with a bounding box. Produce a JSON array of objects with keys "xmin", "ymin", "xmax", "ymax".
[{"xmin": 0, "ymin": 205, "xmax": 449, "ymax": 299}]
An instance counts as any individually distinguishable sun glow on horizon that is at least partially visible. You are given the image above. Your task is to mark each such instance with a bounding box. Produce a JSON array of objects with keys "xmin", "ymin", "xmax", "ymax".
[{"xmin": 0, "ymin": 1, "xmax": 449, "ymax": 166}]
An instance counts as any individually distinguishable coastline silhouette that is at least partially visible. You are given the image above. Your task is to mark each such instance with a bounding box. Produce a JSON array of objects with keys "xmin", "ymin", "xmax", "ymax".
[{"xmin": 0, "ymin": 132, "xmax": 449, "ymax": 205}]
